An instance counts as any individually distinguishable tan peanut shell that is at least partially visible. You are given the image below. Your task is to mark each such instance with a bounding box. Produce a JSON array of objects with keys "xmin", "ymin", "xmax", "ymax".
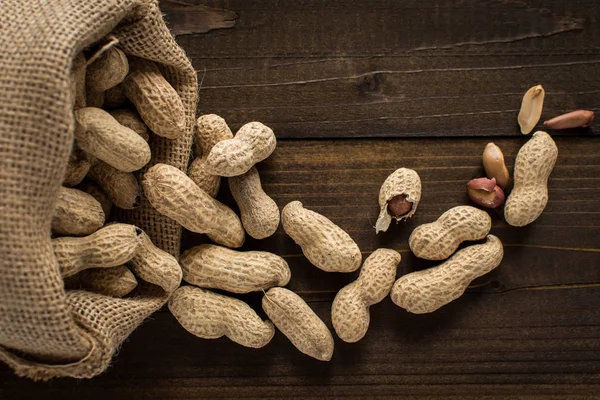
[
  {"xmin": 74, "ymin": 107, "xmax": 151, "ymax": 172},
  {"xmin": 409, "ymin": 205, "xmax": 491, "ymax": 261},
  {"xmin": 180, "ymin": 244, "xmax": 290, "ymax": 293},
  {"xmin": 63, "ymin": 146, "xmax": 91, "ymax": 187},
  {"xmin": 206, "ymin": 122, "xmax": 276, "ymax": 177},
  {"xmin": 504, "ymin": 131, "xmax": 558, "ymax": 227},
  {"xmin": 169, "ymin": 286, "xmax": 275, "ymax": 348},
  {"xmin": 229, "ymin": 167, "xmax": 280, "ymax": 239},
  {"xmin": 187, "ymin": 156, "xmax": 221, "ymax": 197},
  {"xmin": 88, "ymin": 161, "xmax": 140, "ymax": 209},
  {"xmin": 71, "ymin": 52, "xmax": 87, "ymax": 109},
  {"xmin": 85, "ymin": 87, "xmax": 105, "ymax": 108},
  {"xmin": 108, "ymin": 108, "xmax": 149, "ymax": 141},
  {"xmin": 78, "ymin": 181, "xmax": 113, "ymax": 219},
  {"xmin": 332, "ymin": 249, "xmax": 401, "ymax": 343},
  {"xmin": 129, "ymin": 230, "xmax": 182, "ymax": 294},
  {"xmin": 262, "ymin": 287, "xmax": 334, "ymax": 361},
  {"xmin": 391, "ymin": 235, "xmax": 503, "ymax": 314},
  {"xmin": 142, "ymin": 163, "xmax": 245, "ymax": 248},
  {"xmin": 103, "ymin": 84, "xmax": 127, "ymax": 109},
  {"xmin": 375, "ymin": 168, "xmax": 422, "ymax": 233},
  {"xmin": 53, "ymin": 223, "xmax": 140, "ymax": 278},
  {"xmin": 188, "ymin": 115, "xmax": 234, "ymax": 197},
  {"xmin": 122, "ymin": 57, "xmax": 186, "ymax": 139},
  {"xmin": 86, "ymin": 46, "xmax": 129, "ymax": 92},
  {"xmin": 195, "ymin": 114, "xmax": 234, "ymax": 155},
  {"xmin": 282, "ymin": 201, "xmax": 361, "ymax": 273},
  {"xmin": 51, "ymin": 187, "xmax": 105, "ymax": 236},
  {"xmin": 80, "ymin": 265, "xmax": 138, "ymax": 298}
]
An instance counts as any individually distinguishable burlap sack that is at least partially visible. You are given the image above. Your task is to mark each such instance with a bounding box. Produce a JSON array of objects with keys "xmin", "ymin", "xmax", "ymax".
[{"xmin": 0, "ymin": 0, "xmax": 197, "ymax": 380}]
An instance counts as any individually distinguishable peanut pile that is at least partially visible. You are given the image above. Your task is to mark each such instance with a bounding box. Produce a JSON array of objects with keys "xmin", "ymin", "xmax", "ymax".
[{"xmin": 58, "ymin": 46, "xmax": 591, "ymax": 361}]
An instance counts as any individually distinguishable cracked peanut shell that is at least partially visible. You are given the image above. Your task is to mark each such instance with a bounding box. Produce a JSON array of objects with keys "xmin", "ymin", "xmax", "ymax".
[{"xmin": 375, "ymin": 168, "xmax": 421, "ymax": 233}]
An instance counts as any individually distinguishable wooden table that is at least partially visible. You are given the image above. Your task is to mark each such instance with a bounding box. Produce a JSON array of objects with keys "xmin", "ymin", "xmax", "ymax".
[{"xmin": 2, "ymin": 1, "xmax": 600, "ymax": 398}]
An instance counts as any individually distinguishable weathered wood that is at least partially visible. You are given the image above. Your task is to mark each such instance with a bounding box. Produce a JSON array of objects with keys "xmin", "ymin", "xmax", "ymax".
[
  {"xmin": 180, "ymin": 0, "xmax": 600, "ymax": 138},
  {"xmin": 3, "ymin": 0, "xmax": 600, "ymax": 397},
  {"xmin": 3, "ymin": 287, "xmax": 600, "ymax": 398}
]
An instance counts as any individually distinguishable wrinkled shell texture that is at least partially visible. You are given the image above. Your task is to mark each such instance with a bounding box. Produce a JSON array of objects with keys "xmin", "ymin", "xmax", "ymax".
[
  {"xmin": 129, "ymin": 230, "xmax": 182, "ymax": 294},
  {"xmin": 282, "ymin": 201, "xmax": 361, "ymax": 272},
  {"xmin": 74, "ymin": 107, "xmax": 151, "ymax": 172},
  {"xmin": 376, "ymin": 168, "xmax": 422, "ymax": 233},
  {"xmin": 409, "ymin": 205, "xmax": 492, "ymax": 260},
  {"xmin": 332, "ymin": 249, "xmax": 401, "ymax": 343},
  {"xmin": 63, "ymin": 146, "xmax": 91, "ymax": 187},
  {"xmin": 195, "ymin": 114, "xmax": 234, "ymax": 155},
  {"xmin": 229, "ymin": 167, "xmax": 280, "ymax": 239},
  {"xmin": 78, "ymin": 181, "xmax": 113, "ymax": 218},
  {"xmin": 505, "ymin": 131, "xmax": 558, "ymax": 227},
  {"xmin": 391, "ymin": 235, "xmax": 504, "ymax": 314},
  {"xmin": 103, "ymin": 83, "xmax": 127, "ymax": 109},
  {"xmin": 123, "ymin": 57, "xmax": 186, "ymax": 139},
  {"xmin": 180, "ymin": 244, "xmax": 290, "ymax": 293},
  {"xmin": 188, "ymin": 114, "xmax": 234, "ymax": 198},
  {"xmin": 169, "ymin": 286, "xmax": 275, "ymax": 348},
  {"xmin": 142, "ymin": 163, "xmax": 245, "ymax": 248},
  {"xmin": 187, "ymin": 156, "xmax": 221, "ymax": 198},
  {"xmin": 51, "ymin": 187, "xmax": 105, "ymax": 236},
  {"xmin": 88, "ymin": 161, "xmax": 140, "ymax": 209},
  {"xmin": 108, "ymin": 108, "xmax": 149, "ymax": 141},
  {"xmin": 85, "ymin": 87, "xmax": 105, "ymax": 108},
  {"xmin": 86, "ymin": 46, "xmax": 129, "ymax": 92},
  {"xmin": 262, "ymin": 287, "xmax": 334, "ymax": 361},
  {"xmin": 206, "ymin": 122, "xmax": 276, "ymax": 177},
  {"xmin": 53, "ymin": 223, "xmax": 140, "ymax": 278},
  {"xmin": 80, "ymin": 265, "xmax": 138, "ymax": 298}
]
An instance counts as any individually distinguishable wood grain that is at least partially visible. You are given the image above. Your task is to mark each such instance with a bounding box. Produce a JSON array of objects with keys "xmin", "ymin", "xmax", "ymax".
[
  {"xmin": 183, "ymin": 0, "xmax": 600, "ymax": 138},
  {"xmin": 2, "ymin": 0, "xmax": 600, "ymax": 398}
]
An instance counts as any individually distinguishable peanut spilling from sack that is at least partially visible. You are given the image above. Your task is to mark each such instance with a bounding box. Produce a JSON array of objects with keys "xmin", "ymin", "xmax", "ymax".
[
  {"xmin": 409, "ymin": 205, "xmax": 491, "ymax": 260},
  {"xmin": 262, "ymin": 287, "xmax": 334, "ymax": 361},
  {"xmin": 129, "ymin": 230, "xmax": 183, "ymax": 294},
  {"xmin": 504, "ymin": 131, "xmax": 558, "ymax": 226},
  {"xmin": 122, "ymin": 57, "xmax": 186, "ymax": 139},
  {"xmin": 332, "ymin": 249, "xmax": 401, "ymax": 343},
  {"xmin": 142, "ymin": 163, "xmax": 245, "ymax": 248},
  {"xmin": 169, "ymin": 286, "xmax": 275, "ymax": 349},
  {"xmin": 53, "ymin": 223, "xmax": 140, "ymax": 278},
  {"xmin": 188, "ymin": 114, "xmax": 234, "ymax": 197},
  {"xmin": 80, "ymin": 265, "xmax": 138, "ymax": 298},
  {"xmin": 52, "ymin": 187, "xmax": 105, "ymax": 236},
  {"xmin": 74, "ymin": 107, "xmax": 151, "ymax": 173},
  {"xmin": 391, "ymin": 235, "xmax": 503, "ymax": 313},
  {"xmin": 282, "ymin": 201, "xmax": 361, "ymax": 273},
  {"xmin": 206, "ymin": 121, "xmax": 276, "ymax": 177},
  {"xmin": 229, "ymin": 166, "xmax": 280, "ymax": 240},
  {"xmin": 180, "ymin": 244, "xmax": 290, "ymax": 293}
]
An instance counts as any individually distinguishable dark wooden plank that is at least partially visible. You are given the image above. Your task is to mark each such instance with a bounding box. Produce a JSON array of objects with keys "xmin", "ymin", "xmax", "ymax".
[
  {"xmin": 3, "ymin": 287, "xmax": 600, "ymax": 398},
  {"xmin": 170, "ymin": 0, "xmax": 600, "ymax": 138},
  {"xmin": 3, "ymin": 1, "xmax": 600, "ymax": 398},
  {"xmin": 181, "ymin": 137, "xmax": 600, "ymax": 294}
]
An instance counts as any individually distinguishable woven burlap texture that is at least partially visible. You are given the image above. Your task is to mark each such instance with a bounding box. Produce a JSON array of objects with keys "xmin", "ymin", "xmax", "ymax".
[{"xmin": 0, "ymin": 0, "xmax": 197, "ymax": 380}]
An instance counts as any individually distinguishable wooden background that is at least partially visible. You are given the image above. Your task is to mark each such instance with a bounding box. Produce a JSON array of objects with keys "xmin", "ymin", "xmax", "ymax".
[{"xmin": 2, "ymin": 0, "xmax": 600, "ymax": 398}]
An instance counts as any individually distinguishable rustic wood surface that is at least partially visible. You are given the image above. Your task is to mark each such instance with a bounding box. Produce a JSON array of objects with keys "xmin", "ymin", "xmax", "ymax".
[{"xmin": 2, "ymin": 0, "xmax": 600, "ymax": 398}]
